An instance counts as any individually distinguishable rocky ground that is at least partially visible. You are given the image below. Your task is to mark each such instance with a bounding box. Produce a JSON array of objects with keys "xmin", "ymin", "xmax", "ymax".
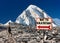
[{"xmin": 0, "ymin": 23, "xmax": 60, "ymax": 43}]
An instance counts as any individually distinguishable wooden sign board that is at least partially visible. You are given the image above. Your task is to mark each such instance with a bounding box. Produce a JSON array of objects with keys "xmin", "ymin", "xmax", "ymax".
[{"xmin": 36, "ymin": 18, "xmax": 52, "ymax": 30}]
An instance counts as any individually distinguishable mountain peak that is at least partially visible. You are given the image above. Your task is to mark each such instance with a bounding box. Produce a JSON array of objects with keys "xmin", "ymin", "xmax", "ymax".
[
  {"xmin": 27, "ymin": 5, "xmax": 43, "ymax": 13},
  {"xmin": 4, "ymin": 20, "xmax": 12, "ymax": 25},
  {"xmin": 27, "ymin": 5, "xmax": 37, "ymax": 9},
  {"xmin": 16, "ymin": 5, "xmax": 57, "ymax": 27}
]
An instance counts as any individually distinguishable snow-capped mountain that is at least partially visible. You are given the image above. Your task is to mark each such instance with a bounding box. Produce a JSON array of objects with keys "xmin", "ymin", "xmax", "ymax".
[
  {"xmin": 16, "ymin": 5, "xmax": 57, "ymax": 27},
  {"xmin": 53, "ymin": 18, "xmax": 60, "ymax": 26},
  {"xmin": 4, "ymin": 20, "xmax": 12, "ymax": 26}
]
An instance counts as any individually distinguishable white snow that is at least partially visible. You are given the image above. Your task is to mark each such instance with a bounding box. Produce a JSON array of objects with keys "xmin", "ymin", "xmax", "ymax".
[
  {"xmin": 16, "ymin": 5, "xmax": 57, "ymax": 27},
  {"xmin": 4, "ymin": 20, "xmax": 12, "ymax": 26},
  {"xmin": 53, "ymin": 18, "xmax": 60, "ymax": 26}
]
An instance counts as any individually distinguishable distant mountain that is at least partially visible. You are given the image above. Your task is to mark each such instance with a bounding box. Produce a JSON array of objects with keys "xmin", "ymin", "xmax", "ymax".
[
  {"xmin": 16, "ymin": 5, "xmax": 57, "ymax": 27},
  {"xmin": 4, "ymin": 20, "xmax": 12, "ymax": 26},
  {"xmin": 53, "ymin": 18, "xmax": 60, "ymax": 26}
]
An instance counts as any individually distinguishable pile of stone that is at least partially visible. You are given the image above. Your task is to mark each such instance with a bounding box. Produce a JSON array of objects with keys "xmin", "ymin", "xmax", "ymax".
[{"xmin": 0, "ymin": 23, "xmax": 60, "ymax": 43}]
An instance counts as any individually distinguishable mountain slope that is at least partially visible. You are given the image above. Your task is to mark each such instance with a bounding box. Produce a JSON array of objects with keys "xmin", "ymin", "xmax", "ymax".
[
  {"xmin": 4, "ymin": 20, "xmax": 12, "ymax": 26},
  {"xmin": 53, "ymin": 18, "xmax": 60, "ymax": 26},
  {"xmin": 16, "ymin": 5, "xmax": 56, "ymax": 27}
]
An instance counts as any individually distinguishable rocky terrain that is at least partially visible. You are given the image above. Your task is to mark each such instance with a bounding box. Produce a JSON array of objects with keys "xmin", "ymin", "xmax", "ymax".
[{"xmin": 0, "ymin": 23, "xmax": 60, "ymax": 43}]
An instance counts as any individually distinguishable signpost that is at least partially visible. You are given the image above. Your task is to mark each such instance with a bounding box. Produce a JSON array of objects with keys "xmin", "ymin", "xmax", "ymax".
[
  {"xmin": 36, "ymin": 18, "xmax": 52, "ymax": 30},
  {"xmin": 36, "ymin": 18, "xmax": 52, "ymax": 43}
]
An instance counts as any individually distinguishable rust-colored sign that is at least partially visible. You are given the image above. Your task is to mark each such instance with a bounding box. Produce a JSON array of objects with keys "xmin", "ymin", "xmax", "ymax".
[{"xmin": 36, "ymin": 18, "xmax": 52, "ymax": 30}]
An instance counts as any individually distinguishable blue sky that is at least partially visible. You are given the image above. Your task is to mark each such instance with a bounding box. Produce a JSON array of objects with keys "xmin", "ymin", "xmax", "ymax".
[{"xmin": 0, "ymin": 0, "xmax": 60, "ymax": 23}]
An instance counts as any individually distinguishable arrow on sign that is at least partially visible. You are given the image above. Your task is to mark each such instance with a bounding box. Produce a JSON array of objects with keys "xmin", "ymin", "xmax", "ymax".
[{"xmin": 38, "ymin": 25, "xmax": 50, "ymax": 29}]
